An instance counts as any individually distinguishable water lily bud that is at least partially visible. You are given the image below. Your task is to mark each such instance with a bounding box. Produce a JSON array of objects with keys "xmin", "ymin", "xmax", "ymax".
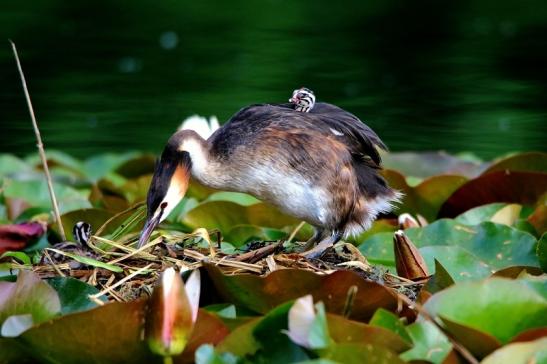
[
  {"xmin": 145, "ymin": 268, "xmax": 200, "ymax": 357},
  {"xmin": 393, "ymin": 230, "xmax": 429, "ymax": 281},
  {"xmin": 285, "ymin": 295, "xmax": 330, "ymax": 350},
  {"xmin": 398, "ymin": 213, "xmax": 420, "ymax": 229}
]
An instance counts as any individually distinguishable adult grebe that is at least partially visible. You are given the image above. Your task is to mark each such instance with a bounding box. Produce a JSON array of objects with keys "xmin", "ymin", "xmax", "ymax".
[
  {"xmin": 138, "ymin": 101, "xmax": 400, "ymax": 258},
  {"xmin": 289, "ymin": 87, "xmax": 316, "ymax": 112}
]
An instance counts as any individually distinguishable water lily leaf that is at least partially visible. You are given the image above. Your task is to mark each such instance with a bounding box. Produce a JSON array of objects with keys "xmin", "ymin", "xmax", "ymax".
[
  {"xmin": 455, "ymin": 203, "xmax": 508, "ymax": 225},
  {"xmin": 439, "ymin": 316, "xmax": 501, "ymax": 359},
  {"xmin": 438, "ymin": 171, "xmax": 547, "ymax": 218},
  {"xmin": 252, "ymin": 302, "xmax": 310, "ymax": 363},
  {"xmin": 83, "ymin": 153, "xmax": 138, "ymax": 182},
  {"xmin": 382, "ymin": 151, "xmax": 485, "ymax": 178},
  {"xmin": 206, "ymin": 192, "xmax": 260, "ymax": 206},
  {"xmin": 360, "ymin": 220, "xmax": 539, "ymax": 281},
  {"xmin": 0, "ymin": 222, "xmax": 46, "ymax": 254},
  {"xmin": 183, "ymin": 201, "xmax": 299, "ymax": 234},
  {"xmin": 328, "ymin": 313, "xmax": 411, "ymax": 352},
  {"xmin": 0, "ymin": 155, "xmax": 32, "ymax": 177},
  {"xmin": 0, "ymin": 270, "xmax": 60, "ymax": 328},
  {"xmin": 482, "ymin": 152, "xmax": 547, "ymax": 175},
  {"xmin": 115, "ymin": 154, "xmax": 156, "ymax": 179},
  {"xmin": 217, "ymin": 318, "xmax": 261, "ymax": 357},
  {"xmin": 25, "ymin": 150, "xmax": 83, "ymax": 175},
  {"xmin": 400, "ymin": 321, "xmax": 452, "ymax": 364},
  {"xmin": 195, "ymin": 344, "xmax": 239, "ymax": 364},
  {"xmin": 368, "ymin": 308, "xmax": 412, "ymax": 344},
  {"xmin": 424, "ymin": 277, "xmax": 547, "ymax": 344},
  {"xmin": 322, "ymin": 342, "xmax": 404, "ymax": 364},
  {"xmin": 3, "ymin": 298, "xmax": 227, "ymax": 364},
  {"xmin": 491, "ymin": 266, "xmax": 544, "ymax": 279},
  {"xmin": 538, "ymin": 233, "xmax": 547, "ymax": 272},
  {"xmin": 3, "ymin": 180, "xmax": 91, "ymax": 214},
  {"xmin": 490, "ymin": 204, "xmax": 522, "ymax": 226},
  {"xmin": 382, "ymin": 169, "xmax": 468, "ymax": 221},
  {"xmin": 0, "ymin": 251, "xmax": 31, "ymax": 265},
  {"xmin": 528, "ymin": 202, "xmax": 547, "ymax": 236},
  {"xmin": 47, "ymin": 277, "xmax": 103, "ymax": 314},
  {"xmin": 202, "ymin": 263, "xmax": 398, "ymax": 322},
  {"xmin": 46, "ymin": 248, "xmax": 123, "ymax": 272},
  {"xmin": 425, "ymin": 259, "xmax": 455, "ymax": 293},
  {"xmin": 481, "ymin": 337, "xmax": 547, "ymax": 364}
]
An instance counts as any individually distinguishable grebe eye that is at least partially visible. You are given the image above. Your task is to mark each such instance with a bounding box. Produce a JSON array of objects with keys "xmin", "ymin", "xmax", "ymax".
[{"xmin": 160, "ymin": 202, "xmax": 168, "ymax": 209}]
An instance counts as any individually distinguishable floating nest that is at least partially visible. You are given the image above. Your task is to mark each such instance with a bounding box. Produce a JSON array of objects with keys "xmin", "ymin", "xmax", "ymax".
[{"xmin": 27, "ymin": 214, "xmax": 425, "ymax": 305}]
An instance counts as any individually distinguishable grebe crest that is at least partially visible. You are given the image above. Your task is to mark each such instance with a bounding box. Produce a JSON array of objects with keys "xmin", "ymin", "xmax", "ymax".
[{"xmin": 289, "ymin": 87, "xmax": 315, "ymax": 112}]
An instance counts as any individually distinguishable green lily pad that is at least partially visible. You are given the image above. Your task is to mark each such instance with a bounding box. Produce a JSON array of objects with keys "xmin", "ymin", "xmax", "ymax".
[
  {"xmin": 424, "ymin": 277, "xmax": 547, "ymax": 344},
  {"xmin": 368, "ymin": 308, "xmax": 412, "ymax": 344},
  {"xmin": 115, "ymin": 154, "xmax": 156, "ymax": 179},
  {"xmin": 382, "ymin": 151, "xmax": 485, "ymax": 178},
  {"xmin": 47, "ymin": 277, "xmax": 103, "ymax": 314},
  {"xmin": 3, "ymin": 179, "xmax": 91, "ymax": 214},
  {"xmin": 322, "ymin": 342, "xmax": 404, "ymax": 364},
  {"xmin": 538, "ymin": 233, "xmax": 547, "ymax": 273},
  {"xmin": 455, "ymin": 203, "xmax": 508, "ymax": 225},
  {"xmin": 382, "ymin": 169, "xmax": 468, "ymax": 221},
  {"xmin": 360, "ymin": 219, "xmax": 540, "ymax": 281},
  {"xmin": 400, "ymin": 321, "xmax": 452, "ymax": 364},
  {"xmin": 206, "ymin": 192, "xmax": 260, "ymax": 206},
  {"xmin": 0, "ymin": 270, "xmax": 60, "ymax": 328},
  {"xmin": 83, "ymin": 153, "xmax": 138, "ymax": 182},
  {"xmin": 183, "ymin": 201, "xmax": 299, "ymax": 235},
  {"xmin": 0, "ymin": 155, "xmax": 32, "ymax": 177}
]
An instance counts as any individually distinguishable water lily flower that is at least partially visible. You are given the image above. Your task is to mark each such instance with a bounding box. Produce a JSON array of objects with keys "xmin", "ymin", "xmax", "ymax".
[
  {"xmin": 178, "ymin": 115, "xmax": 220, "ymax": 140},
  {"xmin": 393, "ymin": 230, "xmax": 429, "ymax": 281},
  {"xmin": 145, "ymin": 268, "xmax": 201, "ymax": 357},
  {"xmin": 285, "ymin": 294, "xmax": 330, "ymax": 350}
]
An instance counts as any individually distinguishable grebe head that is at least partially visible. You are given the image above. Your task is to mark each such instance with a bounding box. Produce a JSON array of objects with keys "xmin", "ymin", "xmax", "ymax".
[
  {"xmin": 138, "ymin": 130, "xmax": 199, "ymax": 247},
  {"xmin": 289, "ymin": 87, "xmax": 315, "ymax": 112}
]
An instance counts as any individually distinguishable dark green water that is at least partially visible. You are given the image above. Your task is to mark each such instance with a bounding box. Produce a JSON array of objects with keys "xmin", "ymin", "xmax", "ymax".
[{"xmin": 1, "ymin": 1, "xmax": 546, "ymax": 159}]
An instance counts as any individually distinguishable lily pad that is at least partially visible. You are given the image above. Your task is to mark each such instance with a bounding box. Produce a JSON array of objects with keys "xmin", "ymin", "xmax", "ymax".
[
  {"xmin": 202, "ymin": 263, "xmax": 398, "ymax": 322},
  {"xmin": 0, "ymin": 270, "xmax": 60, "ymax": 327},
  {"xmin": 481, "ymin": 337, "xmax": 547, "ymax": 364},
  {"xmin": 482, "ymin": 152, "xmax": 547, "ymax": 175},
  {"xmin": 382, "ymin": 169, "xmax": 468, "ymax": 221},
  {"xmin": 360, "ymin": 219, "xmax": 540, "ymax": 281},
  {"xmin": 3, "ymin": 179, "xmax": 91, "ymax": 214},
  {"xmin": 424, "ymin": 277, "xmax": 547, "ymax": 344},
  {"xmin": 400, "ymin": 321, "xmax": 452, "ymax": 364},
  {"xmin": 47, "ymin": 277, "xmax": 103, "ymax": 314},
  {"xmin": 382, "ymin": 151, "xmax": 485, "ymax": 178},
  {"xmin": 438, "ymin": 171, "xmax": 547, "ymax": 218},
  {"xmin": 183, "ymin": 201, "xmax": 299, "ymax": 234}
]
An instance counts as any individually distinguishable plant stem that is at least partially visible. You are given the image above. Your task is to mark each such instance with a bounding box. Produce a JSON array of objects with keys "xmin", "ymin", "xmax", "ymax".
[
  {"xmin": 10, "ymin": 40, "xmax": 66, "ymax": 241},
  {"xmin": 163, "ymin": 357, "xmax": 173, "ymax": 364}
]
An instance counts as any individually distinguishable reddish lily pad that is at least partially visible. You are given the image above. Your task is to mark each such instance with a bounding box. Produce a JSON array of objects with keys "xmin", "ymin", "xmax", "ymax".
[
  {"xmin": 382, "ymin": 169, "xmax": 468, "ymax": 221},
  {"xmin": 438, "ymin": 171, "xmax": 547, "ymax": 218},
  {"xmin": 202, "ymin": 263, "xmax": 398, "ymax": 322},
  {"xmin": 0, "ymin": 222, "xmax": 45, "ymax": 254},
  {"xmin": 482, "ymin": 152, "xmax": 547, "ymax": 175}
]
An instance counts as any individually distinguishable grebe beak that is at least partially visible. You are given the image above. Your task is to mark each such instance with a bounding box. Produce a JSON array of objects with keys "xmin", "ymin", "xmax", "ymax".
[{"xmin": 138, "ymin": 212, "xmax": 162, "ymax": 248}]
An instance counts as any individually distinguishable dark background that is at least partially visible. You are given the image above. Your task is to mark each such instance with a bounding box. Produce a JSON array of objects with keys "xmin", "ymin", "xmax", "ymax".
[{"xmin": 1, "ymin": 0, "xmax": 546, "ymax": 159}]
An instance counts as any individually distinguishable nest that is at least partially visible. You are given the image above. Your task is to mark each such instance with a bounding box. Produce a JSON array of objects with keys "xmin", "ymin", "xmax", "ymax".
[{"xmin": 31, "ymin": 226, "xmax": 425, "ymax": 305}]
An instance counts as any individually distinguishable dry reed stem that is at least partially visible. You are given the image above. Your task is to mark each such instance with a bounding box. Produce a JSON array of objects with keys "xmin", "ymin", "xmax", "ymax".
[{"xmin": 10, "ymin": 40, "xmax": 66, "ymax": 241}]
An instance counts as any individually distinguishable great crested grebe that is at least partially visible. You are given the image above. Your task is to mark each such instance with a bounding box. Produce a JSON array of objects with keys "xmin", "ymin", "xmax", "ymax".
[
  {"xmin": 138, "ymin": 100, "xmax": 400, "ymax": 257},
  {"xmin": 289, "ymin": 87, "xmax": 316, "ymax": 112}
]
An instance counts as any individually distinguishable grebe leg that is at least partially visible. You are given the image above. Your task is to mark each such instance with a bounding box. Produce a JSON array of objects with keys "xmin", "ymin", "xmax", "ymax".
[
  {"xmin": 302, "ymin": 227, "xmax": 325, "ymax": 250},
  {"xmin": 301, "ymin": 230, "xmax": 343, "ymax": 259}
]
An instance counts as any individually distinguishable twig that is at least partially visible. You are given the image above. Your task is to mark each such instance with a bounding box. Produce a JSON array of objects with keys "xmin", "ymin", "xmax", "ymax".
[
  {"xmin": 89, "ymin": 263, "xmax": 153, "ymax": 301},
  {"xmin": 394, "ymin": 291, "xmax": 479, "ymax": 364},
  {"xmin": 232, "ymin": 241, "xmax": 282, "ymax": 263},
  {"xmin": 10, "ymin": 40, "xmax": 66, "ymax": 241}
]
